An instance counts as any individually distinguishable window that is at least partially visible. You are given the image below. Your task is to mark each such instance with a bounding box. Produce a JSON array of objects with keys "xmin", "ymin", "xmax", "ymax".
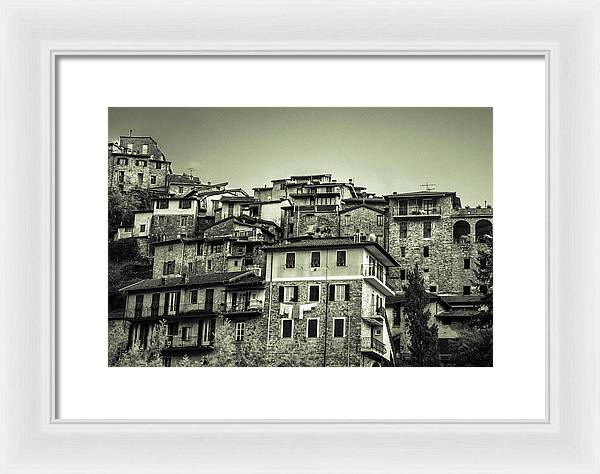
[
  {"xmin": 155, "ymin": 162, "xmax": 162, "ymax": 170},
  {"xmin": 157, "ymin": 200, "xmax": 169, "ymax": 209},
  {"xmin": 307, "ymin": 318, "xmax": 319, "ymax": 338},
  {"xmin": 127, "ymin": 143, "xmax": 133, "ymax": 153},
  {"xmin": 336, "ymin": 250, "xmax": 347, "ymax": 266},
  {"xmin": 288, "ymin": 223, "xmax": 294, "ymax": 235},
  {"xmin": 400, "ymin": 269, "xmax": 406, "ymax": 280},
  {"xmin": 196, "ymin": 242, "xmax": 203, "ymax": 256},
  {"xmin": 168, "ymin": 291, "xmax": 179, "ymax": 313},
  {"xmin": 137, "ymin": 173, "xmax": 143, "ymax": 186},
  {"xmin": 163, "ymin": 261, "xmax": 175, "ymax": 275},
  {"xmin": 423, "ymin": 268, "xmax": 429, "ymax": 273},
  {"xmin": 423, "ymin": 221, "xmax": 432, "ymax": 238},
  {"xmin": 329, "ymin": 284, "xmax": 350, "ymax": 302},
  {"xmin": 310, "ymin": 251, "xmax": 321, "ymax": 267},
  {"xmin": 168, "ymin": 244, "xmax": 174, "ymax": 251},
  {"xmin": 163, "ymin": 357, "xmax": 172, "ymax": 367},
  {"xmin": 179, "ymin": 186, "xmax": 184, "ymax": 193},
  {"xmin": 180, "ymin": 216, "xmax": 188, "ymax": 226},
  {"xmin": 200, "ymin": 319, "xmax": 216, "ymax": 346},
  {"xmin": 157, "ymin": 215, "xmax": 166, "ymax": 226},
  {"xmin": 207, "ymin": 260, "xmax": 212, "ymax": 271},
  {"xmin": 181, "ymin": 327, "xmax": 191, "ymax": 341},
  {"xmin": 190, "ymin": 290, "xmax": 198, "ymax": 304},
  {"xmin": 423, "ymin": 246, "xmax": 430, "ymax": 257},
  {"xmin": 140, "ymin": 224, "xmax": 146, "ymax": 233},
  {"xmin": 309, "ymin": 285, "xmax": 320, "ymax": 302},
  {"xmin": 279, "ymin": 183, "xmax": 285, "ymax": 190},
  {"xmin": 117, "ymin": 157, "xmax": 128, "ymax": 166},
  {"xmin": 463, "ymin": 286, "xmax": 471, "ymax": 296},
  {"xmin": 136, "ymin": 159, "xmax": 147, "ymax": 167},
  {"xmin": 429, "ymin": 285, "xmax": 437, "ymax": 293},
  {"xmin": 188, "ymin": 262, "xmax": 193, "ymax": 273},
  {"xmin": 280, "ymin": 285, "xmax": 299, "ymax": 303},
  {"xmin": 179, "ymin": 200, "xmax": 192, "ymax": 209},
  {"xmin": 344, "ymin": 214, "xmax": 351, "ymax": 226},
  {"xmin": 377, "ymin": 214, "xmax": 384, "ymax": 226},
  {"xmin": 480, "ymin": 284, "xmax": 488, "ymax": 295},
  {"xmin": 281, "ymin": 319, "xmax": 293, "ymax": 338},
  {"xmin": 400, "ymin": 246, "xmax": 406, "ymax": 257},
  {"xmin": 393, "ymin": 308, "xmax": 402, "ymax": 326},
  {"xmin": 333, "ymin": 318, "xmax": 345, "ymax": 337},
  {"xmin": 167, "ymin": 322, "xmax": 179, "ymax": 336},
  {"xmin": 235, "ymin": 322, "xmax": 245, "ymax": 341},
  {"xmin": 141, "ymin": 144, "xmax": 148, "ymax": 154},
  {"xmin": 285, "ymin": 252, "xmax": 296, "ymax": 268},
  {"xmin": 464, "ymin": 258, "xmax": 471, "ymax": 269},
  {"xmin": 150, "ymin": 175, "xmax": 156, "ymax": 184},
  {"xmin": 399, "ymin": 222, "xmax": 408, "ymax": 238},
  {"xmin": 117, "ymin": 171, "xmax": 125, "ymax": 183},
  {"xmin": 374, "ymin": 327, "xmax": 382, "ymax": 336}
]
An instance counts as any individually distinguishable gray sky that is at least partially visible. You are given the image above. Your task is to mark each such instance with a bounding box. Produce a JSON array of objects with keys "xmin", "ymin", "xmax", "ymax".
[{"xmin": 108, "ymin": 108, "xmax": 492, "ymax": 205}]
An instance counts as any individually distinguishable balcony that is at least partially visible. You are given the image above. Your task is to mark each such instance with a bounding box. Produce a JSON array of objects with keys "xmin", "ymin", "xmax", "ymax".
[
  {"xmin": 361, "ymin": 264, "xmax": 394, "ymax": 296},
  {"xmin": 234, "ymin": 230, "xmax": 264, "ymax": 241},
  {"xmin": 164, "ymin": 335, "xmax": 214, "ymax": 351},
  {"xmin": 224, "ymin": 299, "xmax": 264, "ymax": 315},
  {"xmin": 361, "ymin": 337, "xmax": 387, "ymax": 357},
  {"xmin": 393, "ymin": 206, "xmax": 441, "ymax": 218}
]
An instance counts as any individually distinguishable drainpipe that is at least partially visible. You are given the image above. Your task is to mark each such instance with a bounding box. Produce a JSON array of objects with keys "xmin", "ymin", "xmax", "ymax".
[
  {"xmin": 266, "ymin": 251, "xmax": 274, "ymax": 350},
  {"xmin": 322, "ymin": 250, "xmax": 329, "ymax": 367}
]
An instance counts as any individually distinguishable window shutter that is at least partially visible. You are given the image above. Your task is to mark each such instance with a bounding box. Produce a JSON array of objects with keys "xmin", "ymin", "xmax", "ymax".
[
  {"xmin": 163, "ymin": 262, "xmax": 167, "ymax": 275},
  {"xmin": 175, "ymin": 292, "xmax": 181, "ymax": 314},
  {"xmin": 293, "ymin": 286, "xmax": 299, "ymax": 302},
  {"xmin": 209, "ymin": 319, "xmax": 216, "ymax": 342},
  {"xmin": 163, "ymin": 292, "xmax": 169, "ymax": 316},
  {"xmin": 278, "ymin": 286, "xmax": 284, "ymax": 302},
  {"xmin": 329, "ymin": 285, "xmax": 335, "ymax": 301},
  {"xmin": 345, "ymin": 284, "xmax": 351, "ymax": 301}
]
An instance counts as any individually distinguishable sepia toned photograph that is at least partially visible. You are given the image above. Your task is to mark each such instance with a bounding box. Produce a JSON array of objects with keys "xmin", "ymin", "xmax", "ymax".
[{"xmin": 107, "ymin": 107, "xmax": 493, "ymax": 367}]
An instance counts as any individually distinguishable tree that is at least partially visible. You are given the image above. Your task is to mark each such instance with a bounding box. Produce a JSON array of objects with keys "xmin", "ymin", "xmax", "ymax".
[
  {"xmin": 404, "ymin": 264, "xmax": 440, "ymax": 366},
  {"xmin": 450, "ymin": 235, "xmax": 493, "ymax": 366},
  {"xmin": 110, "ymin": 320, "xmax": 167, "ymax": 367}
]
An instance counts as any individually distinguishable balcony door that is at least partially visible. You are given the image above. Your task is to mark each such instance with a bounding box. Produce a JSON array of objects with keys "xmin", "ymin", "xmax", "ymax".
[{"xmin": 205, "ymin": 288, "xmax": 214, "ymax": 312}]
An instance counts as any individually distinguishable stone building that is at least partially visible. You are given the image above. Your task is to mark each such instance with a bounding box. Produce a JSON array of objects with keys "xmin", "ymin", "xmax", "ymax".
[
  {"xmin": 120, "ymin": 271, "xmax": 266, "ymax": 366},
  {"xmin": 108, "ymin": 133, "xmax": 172, "ymax": 193},
  {"xmin": 385, "ymin": 190, "xmax": 493, "ymax": 295},
  {"xmin": 338, "ymin": 204, "xmax": 386, "ymax": 247},
  {"xmin": 386, "ymin": 292, "xmax": 490, "ymax": 364},
  {"xmin": 262, "ymin": 237, "xmax": 398, "ymax": 367}
]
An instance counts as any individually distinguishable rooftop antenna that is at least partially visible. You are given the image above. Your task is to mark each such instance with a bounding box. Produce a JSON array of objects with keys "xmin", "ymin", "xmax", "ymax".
[
  {"xmin": 419, "ymin": 181, "xmax": 436, "ymax": 191},
  {"xmin": 188, "ymin": 168, "xmax": 196, "ymax": 177}
]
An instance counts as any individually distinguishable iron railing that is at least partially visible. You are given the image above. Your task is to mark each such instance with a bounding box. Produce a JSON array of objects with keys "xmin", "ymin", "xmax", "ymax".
[{"xmin": 361, "ymin": 337, "xmax": 386, "ymax": 355}]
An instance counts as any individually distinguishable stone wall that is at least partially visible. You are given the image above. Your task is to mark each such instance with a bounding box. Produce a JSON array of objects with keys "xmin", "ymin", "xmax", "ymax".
[
  {"xmin": 339, "ymin": 206, "xmax": 385, "ymax": 245},
  {"xmin": 150, "ymin": 214, "xmax": 197, "ymax": 241}
]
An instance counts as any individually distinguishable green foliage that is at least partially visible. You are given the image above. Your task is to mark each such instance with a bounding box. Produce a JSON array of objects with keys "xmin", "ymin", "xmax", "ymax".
[
  {"xmin": 107, "ymin": 322, "xmax": 129, "ymax": 366},
  {"xmin": 108, "ymin": 260, "xmax": 152, "ymax": 311},
  {"xmin": 109, "ymin": 321, "xmax": 168, "ymax": 367},
  {"xmin": 404, "ymin": 264, "xmax": 440, "ymax": 367},
  {"xmin": 207, "ymin": 320, "xmax": 272, "ymax": 367},
  {"xmin": 451, "ymin": 236, "xmax": 494, "ymax": 366},
  {"xmin": 108, "ymin": 189, "xmax": 152, "ymax": 238}
]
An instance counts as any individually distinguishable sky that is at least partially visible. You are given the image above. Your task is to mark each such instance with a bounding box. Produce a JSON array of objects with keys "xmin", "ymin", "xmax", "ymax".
[{"xmin": 108, "ymin": 108, "xmax": 492, "ymax": 206}]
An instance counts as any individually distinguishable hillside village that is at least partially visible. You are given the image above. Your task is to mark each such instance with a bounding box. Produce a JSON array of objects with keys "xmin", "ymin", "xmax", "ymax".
[{"xmin": 108, "ymin": 131, "xmax": 493, "ymax": 367}]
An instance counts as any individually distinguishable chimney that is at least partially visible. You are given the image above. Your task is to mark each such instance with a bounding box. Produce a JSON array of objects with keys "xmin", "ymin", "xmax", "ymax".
[
  {"xmin": 349, "ymin": 178, "xmax": 353, "ymax": 183},
  {"xmin": 129, "ymin": 129, "xmax": 133, "ymax": 137}
]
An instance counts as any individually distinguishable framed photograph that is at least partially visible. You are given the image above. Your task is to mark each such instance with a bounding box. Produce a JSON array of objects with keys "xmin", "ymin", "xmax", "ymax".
[{"xmin": 1, "ymin": 1, "xmax": 599, "ymax": 473}]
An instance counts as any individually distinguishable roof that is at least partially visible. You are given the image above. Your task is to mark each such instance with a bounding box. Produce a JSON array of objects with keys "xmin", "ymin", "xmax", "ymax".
[
  {"xmin": 339, "ymin": 204, "xmax": 385, "ymax": 215},
  {"xmin": 435, "ymin": 309, "xmax": 479, "ymax": 319},
  {"xmin": 168, "ymin": 174, "xmax": 202, "ymax": 185},
  {"xmin": 263, "ymin": 237, "xmax": 399, "ymax": 267},
  {"xmin": 385, "ymin": 191, "xmax": 456, "ymax": 198},
  {"xmin": 132, "ymin": 209, "xmax": 153, "ymax": 214},
  {"xmin": 120, "ymin": 271, "xmax": 254, "ymax": 293},
  {"xmin": 219, "ymin": 196, "xmax": 256, "ymax": 202},
  {"xmin": 225, "ymin": 275, "xmax": 265, "ymax": 288},
  {"xmin": 439, "ymin": 294, "xmax": 488, "ymax": 305},
  {"xmin": 386, "ymin": 292, "xmax": 445, "ymax": 306}
]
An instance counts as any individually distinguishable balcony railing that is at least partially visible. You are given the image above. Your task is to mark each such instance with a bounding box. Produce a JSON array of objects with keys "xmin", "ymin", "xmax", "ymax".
[
  {"xmin": 394, "ymin": 206, "xmax": 440, "ymax": 217},
  {"xmin": 165, "ymin": 335, "xmax": 214, "ymax": 349},
  {"xmin": 361, "ymin": 263, "xmax": 386, "ymax": 286},
  {"xmin": 224, "ymin": 299, "xmax": 264, "ymax": 313},
  {"xmin": 361, "ymin": 337, "xmax": 386, "ymax": 355}
]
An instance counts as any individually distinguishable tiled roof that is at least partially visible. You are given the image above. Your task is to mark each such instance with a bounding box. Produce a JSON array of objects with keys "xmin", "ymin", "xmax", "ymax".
[
  {"xmin": 168, "ymin": 174, "xmax": 202, "ymax": 185},
  {"xmin": 339, "ymin": 204, "xmax": 385, "ymax": 215},
  {"xmin": 385, "ymin": 191, "xmax": 456, "ymax": 198},
  {"xmin": 120, "ymin": 271, "xmax": 252, "ymax": 292},
  {"xmin": 435, "ymin": 309, "xmax": 480, "ymax": 318},
  {"xmin": 439, "ymin": 294, "xmax": 488, "ymax": 305}
]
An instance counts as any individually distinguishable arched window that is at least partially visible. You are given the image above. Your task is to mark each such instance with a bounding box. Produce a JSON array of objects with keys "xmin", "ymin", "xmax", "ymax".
[
  {"xmin": 453, "ymin": 220, "xmax": 471, "ymax": 243},
  {"xmin": 475, "ymin": 219, "xmax": 493, "ymax": 242}
]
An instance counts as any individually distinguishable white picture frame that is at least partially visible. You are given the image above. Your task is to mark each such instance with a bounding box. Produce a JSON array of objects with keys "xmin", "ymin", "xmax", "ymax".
[{"xmin": 1, "ymin": 1, "xmax": 599, "ymax": 472}]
